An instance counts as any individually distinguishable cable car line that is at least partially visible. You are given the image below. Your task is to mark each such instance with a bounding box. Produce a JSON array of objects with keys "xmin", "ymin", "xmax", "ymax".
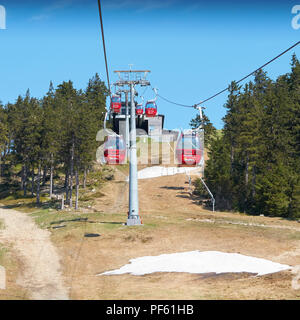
[
  {"xmin": 155, "ymin": 41, "xmax": 300, "ymax": 109},
  {"xmin": 141, "ymin": 85, "xmax": 149, "ymax": 98},
  {"xmin": 97, "ymin": 0, "xmax": 111, "ymax": 96},
  {"xmin": 195, "ymin": 40, "xmax": 300, "ymax": 106},
  {"xmin": 150, "ymin": 86, "xmax": 193, "ymax": 107},
  {"xmin": 97, "ymin": 0, "xmax": 299, "ymax": 112},
  {"xmin": 156, "ymin": 92, "xmax": 194, "ymax": 108}
]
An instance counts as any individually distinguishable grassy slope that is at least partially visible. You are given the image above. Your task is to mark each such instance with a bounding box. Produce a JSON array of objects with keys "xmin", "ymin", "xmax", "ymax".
[{"xmin": 0, "ymin": 158, "xmax": 300, "ymax": 299}]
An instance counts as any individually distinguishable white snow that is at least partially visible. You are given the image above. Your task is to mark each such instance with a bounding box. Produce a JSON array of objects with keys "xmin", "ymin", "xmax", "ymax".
[
  {"xmin": 137, "ymin": 166, "xmax": 199, "ymax": 180},
  {"xmin": 100, "ymin": 251, "xmax": 291, "ymax": 277}
]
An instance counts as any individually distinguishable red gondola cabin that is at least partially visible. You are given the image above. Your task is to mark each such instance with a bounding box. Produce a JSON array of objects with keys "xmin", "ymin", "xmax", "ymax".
[
  {"xmin": 136, "ymin": 103, "xmax": 144, "ymax": 115},
  {"xmin": 110, "ymin": 95, "xmax": 121, "ymax": 113},
  {"xmin": 175, "ymin": 132, "xmax": 203, "ymax": 166},
  {"xmin": 103, "ymin": 135, "xmax": 126, "ymax": 165},
  {"xmin": 145, "ymin": 101, "xmax": 157, "ymax": 117}
]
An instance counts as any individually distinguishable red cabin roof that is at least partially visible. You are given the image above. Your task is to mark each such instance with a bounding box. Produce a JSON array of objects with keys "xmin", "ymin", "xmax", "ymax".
[
  {"xmin": 110, "ymin": 95, "xmax": 121, "ymax": 113},
  {"xmin": 136, "ymin": 104, "xmax": 143, "ymax": 115},
  {"xmin": 145, "ymin": 101, "xmax": 157, "ymax": 117}
]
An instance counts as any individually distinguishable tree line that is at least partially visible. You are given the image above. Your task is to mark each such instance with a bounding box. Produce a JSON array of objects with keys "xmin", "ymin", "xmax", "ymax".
[
  {"xmin": 0, "ymin": 74, "xmax": 108, "ymax": 208},
  {"xmin": 191, "ymin": 54, "xmax": 300, "ymax": 218}
]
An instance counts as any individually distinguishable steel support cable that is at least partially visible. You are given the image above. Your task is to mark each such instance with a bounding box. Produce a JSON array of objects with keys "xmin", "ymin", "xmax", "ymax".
[
  {"xmin": 157, "ymin": 93, "xmax": 194, "ymax": 108},
  {"xmin": 156, "ymin": 41, "xmax": 300, "ymax": 108},
  {"xmin": 141, "ymin": 85, "xmax": 149, "ymax": 97},
  {"xmin": 97, "ymin": 0, "xmax": 111, "ymax": 96},
  {"xmin": 195, "ymin": 40, "xmax": 300, "ymax": 106},
  {"xmin": 150, "ymin": 86, "xmax": 192, "ymax": 107}
]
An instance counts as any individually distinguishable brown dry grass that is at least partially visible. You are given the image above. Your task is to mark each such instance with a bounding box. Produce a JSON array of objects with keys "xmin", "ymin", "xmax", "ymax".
[
  {"xmin": 47, "ymin": 170, "xmax": 300, "ymax": 300},
  {"xmin": 1, "ymin": 160, "xmax": 300, "ymax": 300}
]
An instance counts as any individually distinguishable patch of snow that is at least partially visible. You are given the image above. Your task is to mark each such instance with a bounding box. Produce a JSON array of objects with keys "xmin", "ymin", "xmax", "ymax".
[
  {"xmin": 137, "ymin": 166, "xmax": 199, "ymax": 180},
  {"xmin": 100, "ymin": 251, "xmax": 291, "ymax": 277}
]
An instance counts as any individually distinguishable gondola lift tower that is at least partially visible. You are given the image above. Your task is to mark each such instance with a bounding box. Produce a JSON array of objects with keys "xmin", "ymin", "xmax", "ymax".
[{"xmin": 114, "ymin": 70, "xmax": 151, "ymax": 226}]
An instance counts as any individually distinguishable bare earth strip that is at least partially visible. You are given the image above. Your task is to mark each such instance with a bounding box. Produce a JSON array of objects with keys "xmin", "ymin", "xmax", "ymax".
[{"xmin": 0, "ymin": 206, "xmax": 69, "ymax": 300}]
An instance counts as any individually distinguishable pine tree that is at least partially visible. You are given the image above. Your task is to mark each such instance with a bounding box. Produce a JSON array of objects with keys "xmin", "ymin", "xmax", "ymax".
[
  {"xmin": 0, "ymin": 102, "xmax": 8, "ymax": 180},
  {"xmin": 54, "ymin": 81, "xmax": 79, "ymax": 207},
  {"xmin": 189, "ymin": 109, "xmax": 216, "ymax": 145},
  {"xmin": 194, "ymin": 56, "xmax": 300, "ymax": 217},
  {"xmin": 41, "ymin": 81, "xmax": 61, "ymax": 198}
]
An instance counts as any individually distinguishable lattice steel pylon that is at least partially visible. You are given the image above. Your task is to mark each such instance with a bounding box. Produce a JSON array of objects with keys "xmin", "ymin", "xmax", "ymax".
[{"xmin": 113, "ymin": 70, "xmax": 151, "ymax": 226}]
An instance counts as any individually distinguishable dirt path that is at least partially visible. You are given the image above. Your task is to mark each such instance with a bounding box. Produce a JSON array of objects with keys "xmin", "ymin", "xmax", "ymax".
[
  {"xmin": 95, "ymin": 166, "xmax": 201, "ymax": 215},
  {"xmin": 0, "ymin": 206, "xmax": 69, "ymax": 300}
]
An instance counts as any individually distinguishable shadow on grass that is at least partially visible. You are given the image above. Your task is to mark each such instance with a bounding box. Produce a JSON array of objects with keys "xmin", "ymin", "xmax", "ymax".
[
  {"xmin": 98, "ymin": 221, "xmax": 124, "ymax": 225},
  {"xmin": 175, "ymin": 192, "xmax": 214, "ymax": 210},
  {"xmin": 0, "ymin": 202, "xmax": 38, "ymax": 210},
  {"xmin": 50, "ymin": 219, "xmax": 124, "ymax": 226},
  {"xmin": 84, "ymin": 233, "xmax": 101, "ymax": 238},
  {"xmin": 50, "ymin": 217, "xmax": 88, "ymax": 225},
  {"xmin": 176, "ymin": 194, "xmax": 192, "ymax": 199},
  {"xmin": 52, "ymin": 225, "xmax": 67, "ymax": 229},
  {"xmin": 160, "ymin": 186, "xmax": 185, "ymax": 190}
]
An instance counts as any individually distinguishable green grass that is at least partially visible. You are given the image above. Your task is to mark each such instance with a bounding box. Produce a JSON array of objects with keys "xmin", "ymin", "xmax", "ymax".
[
  {"xmin": 87, "ymin": 167, "xmax": 114, "ymax": 188},
  {"xmin": 29, "ymin": 208, "xmax": 126, "ymax": 237},
  {"xmin": 30, "ymin": 209, "xmax": 85, "ymax": 229},
  {"xmin": 27, "ymin": 205, "xmax": 163, "ymax": 246},
  {"xmin": 79, "ymin": 191, "xmax": 105, "ymax": 202}
]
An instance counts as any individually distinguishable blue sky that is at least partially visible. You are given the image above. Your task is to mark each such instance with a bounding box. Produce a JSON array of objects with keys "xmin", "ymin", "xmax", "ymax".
[{"xmin": 0, "ymin": 0, "xmax": 299, "ymax": 129}]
